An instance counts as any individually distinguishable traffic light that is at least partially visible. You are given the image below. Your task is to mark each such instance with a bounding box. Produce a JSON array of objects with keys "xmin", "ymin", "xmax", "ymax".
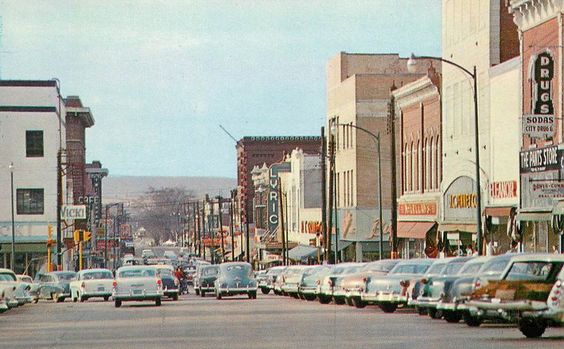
[
  {"xmin": 47, "ymin": 224, "xmax": 54, "ymax": 247},
  {"xmin": 84, "ymin": 231, "xmax": 91, "ymax": 242},
  {"xmin": 74, "ymin": 230, "xmax": 81, "ymax": 243}
]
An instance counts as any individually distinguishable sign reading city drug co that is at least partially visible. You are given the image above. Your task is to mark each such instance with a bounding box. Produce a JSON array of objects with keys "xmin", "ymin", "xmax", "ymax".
[{"xmin": 61, "ymin": 205, "xmax": 87, "ymax": 220}]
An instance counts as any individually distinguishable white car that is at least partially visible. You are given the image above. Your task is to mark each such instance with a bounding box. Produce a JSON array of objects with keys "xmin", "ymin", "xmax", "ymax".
[
  {"xmin": 113, "ymin": 266, "xmax": 163, "ymax": 307},
  {"xmin": 70, "ymin": 269, "xmax": 114, "ymax": 302},
  {"xmin": 0, "ymin": 268, "xmax": 20, "ymax": 308},
  {"xmin": 15, "ymin": 274, "xmax": 34, "ymax": 305}
]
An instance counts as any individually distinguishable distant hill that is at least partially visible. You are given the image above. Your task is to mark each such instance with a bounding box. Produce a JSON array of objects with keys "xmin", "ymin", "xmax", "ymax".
[{"xmin": 102, "ymin": 175, "xmax": 237, "ymax": 202}]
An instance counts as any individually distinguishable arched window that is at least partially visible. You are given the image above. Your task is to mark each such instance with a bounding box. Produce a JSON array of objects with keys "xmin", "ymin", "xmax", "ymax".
[
  {"xmin": 406, "ymin": 143, "xmax": 411, "ymax": 192},
  {"xmin": 417, "ymin": 140, "xmax": 421, "ymax": 192},
  {"xmin": 410, "ymin": 141, "xmax": 415, "ymax": 192},
  {"xmin": 424, "ymin": 137, "xmax": 430, "ymax": 191},
  {"xmin": 435, "ymin": 136, "xmax": 441, "ymax": 189},
  {"xmin": 430, "ymin": 136, "xmax": 435, "ymax": 190}
]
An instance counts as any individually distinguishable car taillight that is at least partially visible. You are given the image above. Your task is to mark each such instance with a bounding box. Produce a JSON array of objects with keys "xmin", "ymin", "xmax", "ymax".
[
  {"xmin": 549, "ymin": 279, "xmax": 563, "ymax": 307},
  {"xmin": 474, "ymin": 279, "xmax": 481, "ymax": 289},
  {"xmin": 362, "ymin": 277, "xmax": 368, "ymax": 283},
  {"xmin": 174, "ymin": 278, "xmax": 179, "ymax": 286},
  {"xmin": 81, "ymin": 282, "xmax": 86, "ymax": 289},
  {"xmin": 400, "ymin": 280, "xmax": 410, "ymax": 288},
  {"xmin": 420, "ymin": 278, "xmax": 427, "ymax": 285},
  {"xmin": 157, "ymin": 279, "xmax": 162, "ymax": 288},
  {"xmin": 112, "ymin": 281, "xmax": 117, "ymax": 289}
]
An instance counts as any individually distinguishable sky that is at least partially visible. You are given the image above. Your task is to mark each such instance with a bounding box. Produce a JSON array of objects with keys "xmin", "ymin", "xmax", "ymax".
[{"xmin": 0, "ymin": 0, "xmax": 441, "ymax": 178}]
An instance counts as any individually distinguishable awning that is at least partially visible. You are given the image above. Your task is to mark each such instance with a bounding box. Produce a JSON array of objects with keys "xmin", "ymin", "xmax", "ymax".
[
  {"xmin": 438, "ymin": 223, "xmax": 477, "ymax": 233},
  {"xmin": 553, "ymin": 201, "xmax": 564, "ymax": 215},
  {"xmin": 484, "ymin": 206, "xmax": 514, "ymax": 217},
  {"xmin": 516, "ymin": 212, "xmax": 552, "ymax": 221},
  {"xmin": 397, "ymin": 221, "xmax": 436, "ymax": 239},
  {"xmin": 330, "ymin": 240, "xmax": 353, "ymax": 252},
  {"xmin": 288, "ymin": 245, "xmax": 318, "ymax": 261}
]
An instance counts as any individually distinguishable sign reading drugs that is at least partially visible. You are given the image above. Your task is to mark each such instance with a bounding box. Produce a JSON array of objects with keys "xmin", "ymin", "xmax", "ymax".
[
  {"xmin": 524, "ymin": 51, "xmax": 556, "ymax": 138},
  {"xmin": 61, "ymin": 205, "xmax": 86, "ymax": 220}
]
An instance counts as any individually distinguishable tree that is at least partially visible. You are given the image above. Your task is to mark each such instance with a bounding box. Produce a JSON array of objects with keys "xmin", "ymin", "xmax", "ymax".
[{"xmin": 133, "ymin": 187, "xmax": 194, "ymax": 245}]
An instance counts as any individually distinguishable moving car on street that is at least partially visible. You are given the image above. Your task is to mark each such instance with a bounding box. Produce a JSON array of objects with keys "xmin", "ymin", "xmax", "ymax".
[
  {"xmin": 70, "ymin": 269, "xmax": 114, "ymax": 302},
  {"xmin": 196, "ymin": 264, "xmax": 220, "ymax": 297},
  {"xmin": 467, "ymin": 253, "xmax": 564, "ymax": 338},
  {"xmin": 113, "ymin": 266, "xmax": 164, "ymax": 307},
  {"xmin": 214, "ymin": 262, "xmax": 257, "ymax": 299},
  {"xmin": 31, "ymin": 271, "xmax": 76, "ymax": 303},
  {"xmin": 154, "ymin": 265, "xmax": 179, "ymax": 301}
]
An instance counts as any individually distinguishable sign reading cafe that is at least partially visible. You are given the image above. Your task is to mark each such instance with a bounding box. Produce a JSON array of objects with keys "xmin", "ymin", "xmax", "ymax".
[{"xmin": 523, "ymin": 51, "xmax": 555, "ymax": 138}]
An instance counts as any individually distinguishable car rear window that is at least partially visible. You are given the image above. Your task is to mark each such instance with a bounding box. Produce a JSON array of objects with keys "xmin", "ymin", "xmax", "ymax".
[
  {"xmin": 390, "ymin": 263, "xmax": 430, "ymax": 275},
  {"xmin": 505, "ymin": 262, "xmax": 563, "ymax": 282},
  {"xmin": 119, "ymin": 269, "xmax": 156, "ymax": 278},
  {"xmin": 83, "ymin": 271, "xmax": 113, "ymax": 280},
  {"xmin": 0, "ymin": 273, "xmax": 16, "ymax": 281}
]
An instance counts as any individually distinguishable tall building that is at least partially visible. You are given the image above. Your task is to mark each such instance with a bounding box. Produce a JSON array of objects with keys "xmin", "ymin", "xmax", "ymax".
[
  {"xmin": 236, "ymin": 136, "xmax": 321, "ymax": 225},
  {"xmin": 0, "ymin": 80, "xmax": 66, "ymax": 274},
  {"xmin": 326, "ymin": 52, "xmax": 435, "ymax": 261},
  {"xmin": 440, "ymin": 0, "xmax": 518, "ymax": 252}
]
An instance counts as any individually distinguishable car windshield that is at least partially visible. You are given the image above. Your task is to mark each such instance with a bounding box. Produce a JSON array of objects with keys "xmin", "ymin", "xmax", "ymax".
[
  {"xmin": 56, "ymin": 273, "xmax": 76, "ymax": 281},
  {"xmin": 458, "ymin": 262, "xmax": 483, "ymax": 275},
  {"xmin": 82, "ymin": 271, "xmax": 113, "ymax": 280},
  {"xmin": 505, "ymin": 262, "xmax": 563, "ymax": 281},
  {"xmin": 267, "ymin": 268, "xmax": 284, "ymax": 276},
  {"xmin": 481, "ymin": 259, "xmax": 510, "ymax": 274},
  {"xmin": 0, "ymin": 273, "xmax": 16, "ymax": 281},
  {"xmin": 223, "ymin": 264, "xmax": 252, "ymax": 276},
  {"xmin": 157, "ymin": 269, "xmax": 173, "ymax": 276},
  {"xmin": 426, "ymin": 263, "xmax": 447, "ymax": 275},
  {"xmin": 119, "ymin": 268, "xmax": 156, "ymax": 278},
  {"xmin": 345, "ymin": 265, "xmax": 364, "ymax": 274},
  {"xmin": 443, "ymin": 262, "xmax": 465, "ymax": 275},
  {"xmin": 390, "ymin": 263, "xmax": 429, "ymax": 275},
  {"xmin": 203, "ymin": 267, "xmax": 219, "ymax": 276},
  {"xmin": 363, "ymin": 262, "xmax": 396, "ymax": 273}
]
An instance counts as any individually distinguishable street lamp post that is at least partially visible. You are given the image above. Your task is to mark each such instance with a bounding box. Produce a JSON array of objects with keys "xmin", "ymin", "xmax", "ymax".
[
  {"xmin": 407, "ymin": 54, "xmax": 483, "ymax": 255},
  {"xmin": 9, "ymin": 163, "xmax": 15, "ymax": 270},
  {"xmin": 332, "ymin": 124, "xmax": 384, "ymax": 260}
]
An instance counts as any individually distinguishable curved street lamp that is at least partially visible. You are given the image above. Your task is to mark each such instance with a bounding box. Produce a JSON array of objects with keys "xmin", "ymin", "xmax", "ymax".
[
  {"xmin": 407, "ymin": 53, "xmax": 483, "ymax": 255},
  {"xmin": 331, "ymin": 123, "xmax": 385, "ymax": 260}
]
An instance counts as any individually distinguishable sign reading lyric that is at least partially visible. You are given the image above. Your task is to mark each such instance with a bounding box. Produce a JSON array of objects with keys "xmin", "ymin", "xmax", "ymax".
[
  {"xmin": 267, "ymin": 162, "xmax": 291, "ymax": 234},
  {"xmin": 523, "ymin": 51, "xmax": 556, "ymax": 138},
  {"xmin": 443, "ymin": 176, "xmax": 479, "ymax": 222}
]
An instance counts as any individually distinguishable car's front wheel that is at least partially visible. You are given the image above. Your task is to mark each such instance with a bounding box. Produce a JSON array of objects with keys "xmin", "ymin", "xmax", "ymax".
[
  {"xmin": 519, "ymin": 318, "xmax": 546, "ymax": 338},
  {"xmin": 155, "ymin": 298, "xmax": 162, "ymax": 306},
  {"xmin": 103, "ymin": 296, "xmax": 110, "ymax": 301},
  {"xmin": 379, "ymin": 303, "xmax": 397, "ymax": 313},
  {"xmin": 216, "ymin": 291, "xmax": 222, "ymax": 300},
  {"xmin": 443, "ymin": 310, "xmax": 462, "ymax": 323},
  {"xmin": 261, "ymin": 288, "xmax": 270, "ymax": 295},
  {"xmin": 352, "ymin": 297, "xmax": 366, "ymax": 308},
  {"xmin": 114, "ymin": 300, "xmax": 122, "ymax": 308},
  {"xmin": 248, "ymin": 291, "xmax": 257, "ymax": 299},
  {"xmin": 463, "ymin": 313, "xmax": 482, "ymax": 327}
]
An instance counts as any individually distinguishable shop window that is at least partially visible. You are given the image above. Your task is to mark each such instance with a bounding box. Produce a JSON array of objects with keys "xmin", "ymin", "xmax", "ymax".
[
  {"xmin": 26, "ymin": 130, "xmax": 44, "ymax": 157},
  {"xmin": 17, "ymin": 188, "xmax": 44, "ymax": 215}
]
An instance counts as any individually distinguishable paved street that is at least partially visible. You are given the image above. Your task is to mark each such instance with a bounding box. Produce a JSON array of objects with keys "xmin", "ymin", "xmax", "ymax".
[{"xmin": 2, "ymin": 292, "xmax": 564, "ymax": 349}]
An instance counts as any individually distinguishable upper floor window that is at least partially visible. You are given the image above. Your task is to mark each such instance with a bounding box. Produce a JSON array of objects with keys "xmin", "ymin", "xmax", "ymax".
[
  {"xmin": 26, "ymin": 130, "xmax": 44, "ymax": 157},
  {"xmin": 17, "ymin": 188, "xmax": 44, "ymax": 215}
]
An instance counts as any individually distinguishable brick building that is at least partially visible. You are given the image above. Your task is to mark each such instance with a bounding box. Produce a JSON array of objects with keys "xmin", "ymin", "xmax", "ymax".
[
  {"xmin": 393, "ymin": 65, "xmax": 442, "ymax": 258},
  {"xmin": 236, "ymin": 136, "xmax": 321, "ymax": 225}
]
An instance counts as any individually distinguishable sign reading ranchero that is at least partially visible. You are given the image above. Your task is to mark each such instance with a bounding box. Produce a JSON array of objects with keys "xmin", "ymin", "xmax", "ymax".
[
  {"xmin": 519, "ymin": 145, "xmax": 562, "ymax": 173},
  {"xmin": 398, "ymin": 202, "xmax": 437, "ymax": 216}
]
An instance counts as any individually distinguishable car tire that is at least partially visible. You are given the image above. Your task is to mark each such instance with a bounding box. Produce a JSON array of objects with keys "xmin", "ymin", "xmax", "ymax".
[
  {"xmin": 379, "ymin": 303, "xmax": 397, "ymax": 313},
  {"xmin": 248, "ymin": 291, "xmax": 257, "ymax": 299},
  {"xmin": 416, "ymin": 306, "xmax": 427, "ymax": 316},
  {"xmin": 519, "ymin": 318, "xmax": 546, "ymax": 338},
  {"xmin": 80, "ymin": 295, "xmax": 86, "ymax": 303},
  {"xmin": 115, "ymin": 300, "xmax": 122, "ymax": 308},
  {"xmin": 261, "ymin": 288, "xmax": 270, "ymax": 295},
  {"xmin": 72, "ymin": 293, "xmax": 78, "ymax": 303},
  {"xmin": 155, "ymin": 298, "xmax": 162, "ymax": 306},
  {"xmin": 318, "ymin": 295, "xmax": 331, "ymax": 304},
  {"xmin": 428, "ymin": 308, "xmax": 442, "ymax": 319},
  {"xmin": 463, "ymin": 313, "xmax": 482, "ymax": 327},
  {"xmin": 195, "ymin": 288, "xmax": 200, "ymax": 296},
  {"xmin": 443, "ymin": 310, "xmax": 462, "ymax": 323},
  {"xmin": 172, "ymin": 294, "xmax": 179, "ymax": 301},
  {"xmin": 216, "ymin": 291, "xmax": 222, "ymax": 300},
  {"xmin": 352, "ymin": 297, "xmax": 366, "ymax": 309},
  {"xmin": 304, "ymin": 294, "xmax": 316, "ymax": 301},
  {"xmin": 333, "ymin": 296, "xmax": 345, "ymax": 305},
  {"xmin": 103, "ymin": 296, "xmax": 110, "ymax": 301},
  {"xmin": 57, "ymin": 297, "xmax": 65, "ymax": 303},
  {"xmin": 201, "ymin": 291, "xmax": 205, "ymax": 297}
]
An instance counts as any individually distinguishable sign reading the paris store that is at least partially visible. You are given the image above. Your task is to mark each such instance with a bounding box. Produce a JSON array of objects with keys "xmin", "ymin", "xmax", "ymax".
[
  {"xmin": 523, "ymin": 52, "xmax": 555, "ymax": 138},
  {"xmin": 520, "ymin": 145, "xmax": 562, "ymax": 173}
]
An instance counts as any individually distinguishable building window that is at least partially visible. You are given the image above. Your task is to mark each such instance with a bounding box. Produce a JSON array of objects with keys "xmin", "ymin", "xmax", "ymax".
[
  {"xmin": 435, "ymin": 136, "xmax": 441, "ymax": 189},
  {"xmin": 26, "ymin": 130, "xmax": 44, "ymax": 157},
  {"xmin": 17, "ymin": 189, "xmax": 44, "ymax": 215}
]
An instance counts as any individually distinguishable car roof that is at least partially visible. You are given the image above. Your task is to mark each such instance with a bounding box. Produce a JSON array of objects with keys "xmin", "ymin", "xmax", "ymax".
[
  {"xmin": 0, "ymin": 268, "xmax": 16, "ymax": 274},
  {"xmin": 507, "ymin": 253, "xmax": 564, "ymax": 263},
  {"xmin": 79, "ymin": 268, "xmax": 112, "ymax": 273},
  {"xmin": 117, "ymin": 265, "xmax": 157, "ymax": 271},
  {"xmin": 396, "ymin": 258, "xmax": 434, "ymax": 265}
]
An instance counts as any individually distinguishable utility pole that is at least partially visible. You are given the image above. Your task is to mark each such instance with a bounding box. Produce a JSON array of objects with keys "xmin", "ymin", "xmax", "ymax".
[
  {"xmin": 388, "ymin": 89, "xmax": 399, "ymax": 258},
  {"xmin": 192, "ymin": 202, "xmax": 197, "ymax": 255},
  {"xmin": 218, "ymin": 196, "xmax": 225, "ymax": 263},
  {"xmin": 321, "ymin": 127, "xmax": 327, "ymax": 263},
  {"xmin": 245, "ymin": 203, "xmax": 250, "ymax": 265},
  {"xmin": 327, "ymin": 130, "xmax": 335, "ymax": 264},
  {"xmin": 202, "ymin": 199, "xmax": 206, "ymax": 261},
  {"xmin": 279, "ymin": 177, "xmax": 286, "ymax": 266},
  {"xmin": 56, "ymin": 149, "xmax": 63, "ymax": 269},
  {"xmin": 230, "ymin": 190, "xmax": 235, "ymax": 261}
]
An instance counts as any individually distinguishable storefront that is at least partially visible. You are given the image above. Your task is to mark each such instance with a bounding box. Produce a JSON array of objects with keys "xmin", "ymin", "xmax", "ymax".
[
  {"xmin": 483, "ymin": 180, "xmax": 518, "ymax": 254},
  {"xmin": 439, "ymin": 176, "xmax": 480, "ymax": 256},
  {"xmin": 397, "ymin": 200, "xmax": 439, "ymax": 259}
]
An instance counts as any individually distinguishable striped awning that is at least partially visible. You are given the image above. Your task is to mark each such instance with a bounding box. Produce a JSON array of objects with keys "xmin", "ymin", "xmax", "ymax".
[{"xmin": 397, "ymin": 221, "xmax": 436, "ymax": 239}]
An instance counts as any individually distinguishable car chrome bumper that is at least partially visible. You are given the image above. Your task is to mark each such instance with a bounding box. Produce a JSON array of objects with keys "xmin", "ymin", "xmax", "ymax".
[
  {"xmin": 113, "ymin": 290, "xmax": 163, "ymax": 300},
  {"xmin": 199, "ymin": 286, "xmax": 215, "ymax": 292},
  {"xmin": 217, "ymin": 286, "xmax": 257, "ymax": 294},
  {"xmin": 362, "ymin": 292, "xmax": 406, "ymax": 304},
  {"xmin": 415, "ymin": 296, "xmax": 441, "ymax": 308}
]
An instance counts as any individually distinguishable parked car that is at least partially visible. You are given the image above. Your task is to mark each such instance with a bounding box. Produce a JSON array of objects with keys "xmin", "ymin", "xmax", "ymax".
[
  {"xmin": 330, "ymin": 264, "xmax": 366, "ymax": 304},
  {"xmin": 408, "ymin": 258, "xmax": 451, "ymax": 313},
  {"xmin": 0, "ymin": 268, "xmax": 20, "ymax": 308},
  {"xmin": 14, "ymin": 274, "xmax": 34, "ymax": 305},
  {"xmin": 0, "ymin": 289, "xmax": 8, "ymax": 313},
  {"xmin": 342, "ymin": 259, "xmax": 401, "ymax": 308},
  {"xmin": 113, "ymin": 266, "xmax": 163, "ymax": 307},
  {"xmin": 437, "ymin": 254, "xmax": 514, "ymax": 326},
  {"xmin": 361, "ymin": 259, "xmax": 433, "ymax": 313},
  {"xmin": 196, "ymin": 264, "xmax": 220, "ymax": 297},
  {"xmin": 154, "ymin": 265, "xmax": 179, "ymax": 301},
  {"xmin": 273, "ymin": 266, "xmax": 291, "ymax": 295},
  {"xmin": 316, "ymin": 263, "xmax": 363, "ymax": 304},
  {"xmin": 142, "ymin": 249, "xmax": 156, "ymax": 259},
  {"xmin": 414, "ymin": 256, "xmax": 475, "ymax": 320},
  {"xmin": 214, "ymin": 262, "xmax": 257, "ymax": 299},
  {"xmin": 31, "ymin": 271, "xmax": 76, "ymax": 303},
  {"xmin": 467, "ymin": 253, "xmax": 564, "ymax": 337},
  {"xmin": 298, "ymin": 265, "xmax": 333, "ymax": 301},
  {"xmin": 69, "ymin": 269, "xmax": 114, "ymax": 302},
  {"xmin": 255, "ymin": 270, "xmax": 268, "ymax": 293},
  {"xmin": 263, "ymin": 266, "xmax": 287, "ymax": 295},
  {"xmin": 281, "ymin": 265, "xmax": 310, "ymax": 298}
]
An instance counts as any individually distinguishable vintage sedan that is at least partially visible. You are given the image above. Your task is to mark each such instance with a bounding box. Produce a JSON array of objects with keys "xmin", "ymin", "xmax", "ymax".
[
  {"xmin": 437, "ymin": 254, "xmax": 513, "ymax": 326},
  {"xmin": 263, "ymin": 266, "xmax": 287, "ymax": 295},
  {"xmin": 0, "ymin": 288, "xmax": 8, "ymax": 313},
  {"xmin": 113, "ymin": 266, "xmax": 164, "ymax": 307},
  {"xmin": 361, "ymin": 259, "xmax": 433, "ymax": 313},
  {"xmin": 467, "ymin": 253, "xmax": 564, "ymax": 337},
  {"xmin": 408, "ymin": 258, "xmax": 450, "ymax": 313},
  {"xmin": 316, "ymin": 263, "xmax": 363, "ymax": 304},
  {"xmin": 196, "ymin": 264, "xmax": 220, "ymax": 297},
  {"xmin": 31, "ymin": 271, "xmax": 76, "ymax": 303},
  {"xmin": 14, "ymin": 274, "xmax": 33, "ymax": 305},
  {"xmin": 414, "ymin": 256, "xmax": 475, "ymax": 321},
  {"xmin": 214, "ymin": 262, "xmax": 258, "ymax": 299},
  {"xmin": 298, "ymin": 265, "xmax": 333, "ymax": 301},
  {"xmin": 154, "ymin": 265, "xmax": 179, "ymax": 301},
  {"xmin": 69, "ymin": 269, "xmax": 114, "ymax": 302},
  {"xmin": 0, "ymin": 268, "xmax": 19, "ymax": 308},
  {"xmin": 343, "ymin": 259, "xmax": 400, "ymax": 308},
  {"xmin": 281, "ymin": 265, "xmax": 311, "ymax": 298}
]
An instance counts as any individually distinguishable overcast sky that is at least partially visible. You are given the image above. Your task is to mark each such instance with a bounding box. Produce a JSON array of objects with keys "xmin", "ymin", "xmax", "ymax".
[{"xmin": 0, "ymin": 0, "xmax": 441, "ymax": 178}]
